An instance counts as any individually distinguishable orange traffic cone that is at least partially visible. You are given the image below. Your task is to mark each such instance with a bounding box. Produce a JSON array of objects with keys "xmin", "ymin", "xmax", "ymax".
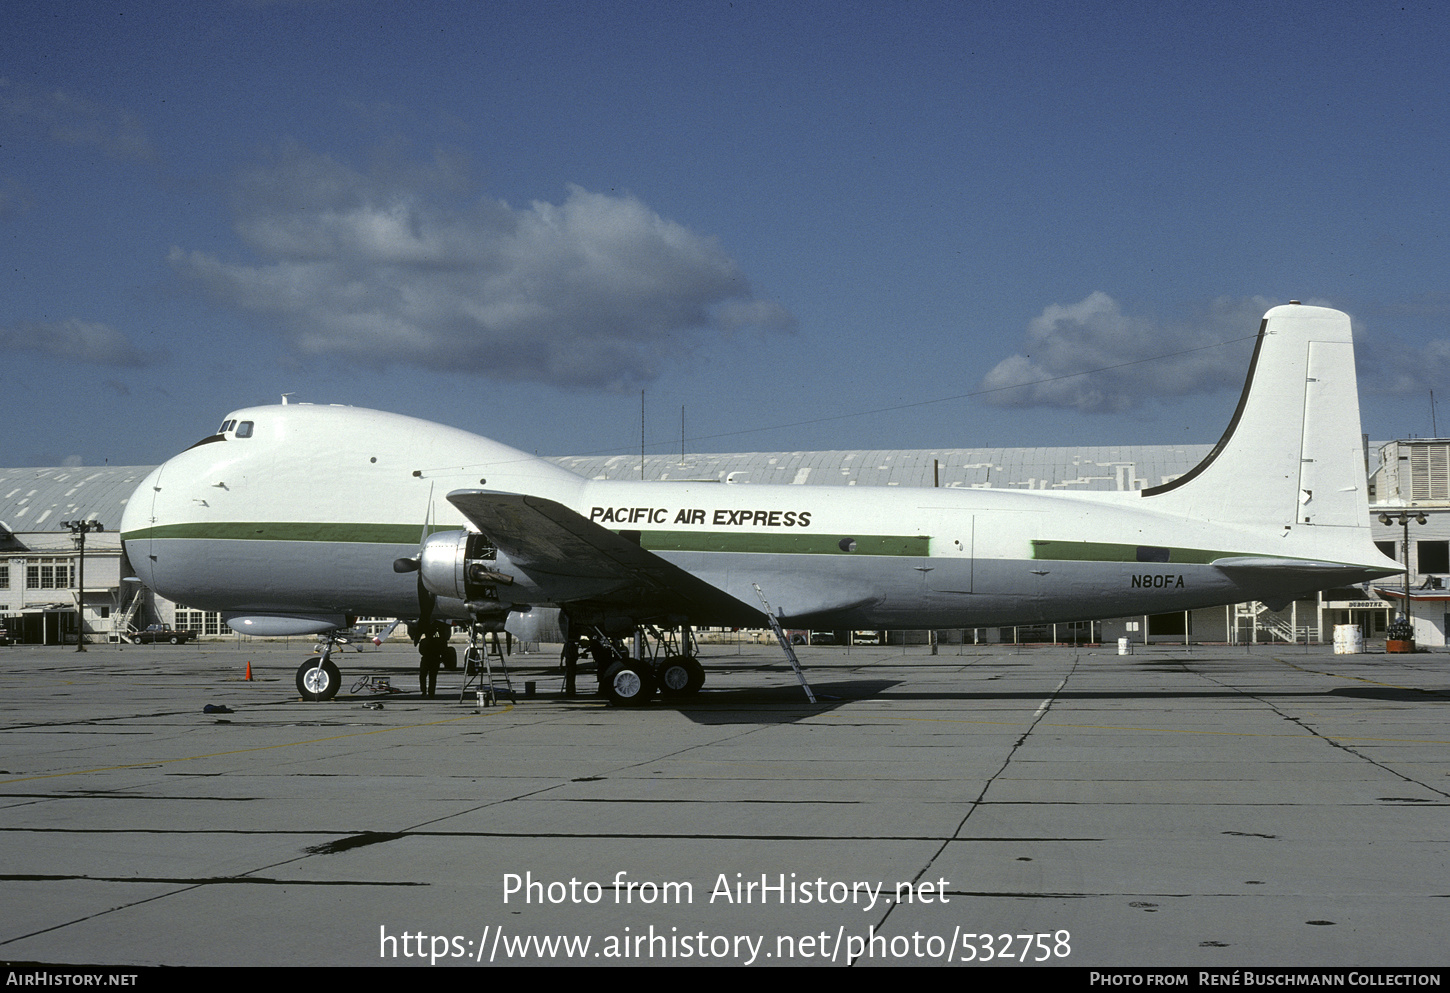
[{"xmin": 245, "ymin": 661, "xmax": 253, "ymax": 681}]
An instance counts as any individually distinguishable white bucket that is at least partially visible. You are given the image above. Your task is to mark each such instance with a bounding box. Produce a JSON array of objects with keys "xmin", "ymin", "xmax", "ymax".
[
  {"xmin": 1117, "ymin": 637, "xmax": 1131, "ymax": 655},
  {"xmin": 1332, "ymin": 624, "xmax": 1364, "ymax": 654}
]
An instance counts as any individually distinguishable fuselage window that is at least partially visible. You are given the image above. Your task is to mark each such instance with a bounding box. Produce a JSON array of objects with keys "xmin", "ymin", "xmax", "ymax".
[{"xmin": 236, "ymin": 421, "xmax": 254, "ymax": 438}]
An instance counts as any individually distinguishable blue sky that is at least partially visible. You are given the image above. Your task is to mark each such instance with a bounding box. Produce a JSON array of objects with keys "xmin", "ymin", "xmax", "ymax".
[{"xmin": 3, "ymin": 0, "xmax": 1448, "ymax": 467}]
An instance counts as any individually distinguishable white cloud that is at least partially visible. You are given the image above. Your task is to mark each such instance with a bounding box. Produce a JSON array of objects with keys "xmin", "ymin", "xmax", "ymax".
[
  {"xmin": 172, "ymin": 146, "xmax": 794, "ymax": 388},
  {"xmin": 0, "ymin": 319, "xmax": 149, "ymax": 366},
  {"xmin": 979, "ymin": 292, "xmax": 1271, "ymax": 412},
  {"xmin": 1351, "ymin": 295, "xmax": 1450, "ymax": 397},
  {"xmin": 0, "ymin": 78, "xmax": 157, "ymax": 161},
  {"xmin": 1357, "ymin": 338, "xmax": 1450, "ymax": 397}
]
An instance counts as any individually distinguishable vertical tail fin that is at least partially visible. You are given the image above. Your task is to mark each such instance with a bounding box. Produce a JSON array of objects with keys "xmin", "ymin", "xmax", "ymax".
[{"xmin": 1142, "ymin": 304, "xmax": 1368, "ymax": 530}]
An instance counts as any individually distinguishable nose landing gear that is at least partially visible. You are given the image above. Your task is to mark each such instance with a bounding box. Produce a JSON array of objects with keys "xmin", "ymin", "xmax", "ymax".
[{"xmin": 297, "ymin": 634, "xmax": 343, "ymax": 701}]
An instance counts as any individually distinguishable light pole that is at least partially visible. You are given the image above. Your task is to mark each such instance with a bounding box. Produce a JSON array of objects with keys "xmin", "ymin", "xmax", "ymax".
[
  {"xmin": 59, "ymin": 520, "xmax": 104, "ymax": 652},
  {"xmin": 1378, "ymin": 511, "xmax": 1426, "ymax": 640}
]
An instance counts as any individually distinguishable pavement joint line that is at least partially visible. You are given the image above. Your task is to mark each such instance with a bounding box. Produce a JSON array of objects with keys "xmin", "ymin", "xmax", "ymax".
[
  {"xmin": 1204, "ymin": 661, "xmax": 1450, "ymax": 801},
  {"xmin": 863, "ymin": 653, "xmax": 1082, "ymax": 965},
  {"xmin": 1034, "ymin": 675, "xmax": 1070, "ymax": 717},
  {"xmin": 0, "ymin": 705, "xmax": 516, "ymax": 784}
]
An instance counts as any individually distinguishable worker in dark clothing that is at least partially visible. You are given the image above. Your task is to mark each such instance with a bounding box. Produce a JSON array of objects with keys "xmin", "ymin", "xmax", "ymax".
[
  {"xmin": 418, "ymin": 625, "xmax": 447, "ymax": 698},
  {"xmin": 562, "ymin": 639, "xmax": 579, "ymax": 696}
]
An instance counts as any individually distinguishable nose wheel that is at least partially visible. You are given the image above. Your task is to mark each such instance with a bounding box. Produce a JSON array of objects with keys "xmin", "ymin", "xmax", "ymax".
[{"xmin": 297, "ymin": 657, "xmax": 341, "ymax": 701}]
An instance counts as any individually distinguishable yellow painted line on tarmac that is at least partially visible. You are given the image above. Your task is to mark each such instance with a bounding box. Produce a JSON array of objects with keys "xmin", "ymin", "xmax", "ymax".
[
  {"xmin": 816, "ymin": 712, "xmax": 1450, "ymax": 745},
  {"xmin": 1272, "ymin": 655, "xmax": 1450, "ymax": 696},
  {"xmin": 0, "ymin": 704, "xmax": 515, "ymax": 784},
  {"xmin": 1035, "ymin": 720, "xmax": 1450, "ymax": 744}
]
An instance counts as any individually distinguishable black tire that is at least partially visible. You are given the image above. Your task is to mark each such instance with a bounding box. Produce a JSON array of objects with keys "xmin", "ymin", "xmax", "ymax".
[
  {"xmin": 169, "ymin": 636, "xmax": 179, "ymax": 644},
  {"xmin": 296, "ymin": 658, "xmax": 341, "ymax": 701},
  {"xmin": 656, "ymin": 654, "xmax": 705, "ymax": 696},
  {"xmin": 442, "ymin": 645, "xmax": 458, "ymax": 671},
  {"xmin": 588, "ymin": 642, "xmax": 624, "ymax": 691},
  {"xmin": 602, "ymin": 659, "xmax": 655, "ymax": 707},
  {"xmin": 130, "ymin": 635, "xmax": 142, "ymax": 645}
]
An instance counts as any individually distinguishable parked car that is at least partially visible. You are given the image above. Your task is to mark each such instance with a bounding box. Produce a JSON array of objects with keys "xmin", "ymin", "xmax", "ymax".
[
  {"xmin": 0, "ymin": 624, "xmax": 10, "ymax": 646},
  {"xmin": 128, "ymin": 625, "xmax": 196, "ymax": 645}
]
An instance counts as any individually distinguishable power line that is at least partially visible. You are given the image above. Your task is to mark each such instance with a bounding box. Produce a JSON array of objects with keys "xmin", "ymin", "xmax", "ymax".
[
  {"xmin": 421, "ymin": 332, "xmax": 1259, "ymax": 470},
  {"xmin": 681, "ymin": 332, "xmax": 1260, "ymax": 449}
]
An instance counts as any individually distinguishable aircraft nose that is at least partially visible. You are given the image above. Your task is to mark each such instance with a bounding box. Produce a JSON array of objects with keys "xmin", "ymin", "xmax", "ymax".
[{"xmin": 120, "ymin": 463, "xmax": 165, "ymax": 590}]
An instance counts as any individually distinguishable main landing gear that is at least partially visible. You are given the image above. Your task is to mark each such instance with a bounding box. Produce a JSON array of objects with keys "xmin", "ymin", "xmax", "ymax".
[{"xmin": 577, "ymin": 624, "xmax": 705, "ymax": 707}]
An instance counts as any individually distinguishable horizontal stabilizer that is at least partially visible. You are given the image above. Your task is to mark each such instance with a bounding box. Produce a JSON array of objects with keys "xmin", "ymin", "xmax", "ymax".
[
  {"xmin": 447, "ymin": 490, "xmax": 763, "ymax": 626},
  {"xmin": 1212, "ymin": 555, "xmax": 1399, "ymax": 582}
]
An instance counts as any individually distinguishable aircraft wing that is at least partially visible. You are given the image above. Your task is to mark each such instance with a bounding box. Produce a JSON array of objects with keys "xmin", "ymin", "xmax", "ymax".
[{"xmin": 447, "ymin": 490, "xmax": 764, "ymax": 627}]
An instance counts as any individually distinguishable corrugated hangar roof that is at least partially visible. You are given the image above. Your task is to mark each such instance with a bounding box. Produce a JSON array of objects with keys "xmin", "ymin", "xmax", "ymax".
[
  {"xmin": 552, "ymin": 445, "xmax": 1213, "ymax": 491},
  {"xmin": 0, "ymin": 444, "xmax": 1221, "ymax": 541},
  {"xmin": 0, "ymin": 466, "xmax": 151, "ymax": 538}
]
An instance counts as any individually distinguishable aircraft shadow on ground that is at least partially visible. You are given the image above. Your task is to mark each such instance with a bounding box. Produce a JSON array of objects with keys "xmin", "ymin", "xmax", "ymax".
[
  {"xmin": 1326, "ymin": 685, "xmax": 1450, "ymax": 702},
  {"xmin": 395, "ymin": 657, "xmax": 1449, "ymax": 721},
  {"xmin": 640, "ymin": 680, "xmax": 903, "ymax": 724},
  {"xmin": 658, "ymin": 684, "xmax": 1450, "ymax": 724}
]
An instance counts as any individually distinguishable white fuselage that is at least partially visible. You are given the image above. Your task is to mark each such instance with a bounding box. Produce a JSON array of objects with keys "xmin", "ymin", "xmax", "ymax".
[{"xmin": 121, "ymin": 402, "xmax": 1393, "ymax": 630}]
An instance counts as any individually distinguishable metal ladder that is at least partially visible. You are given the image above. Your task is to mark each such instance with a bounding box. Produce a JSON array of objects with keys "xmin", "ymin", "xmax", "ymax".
[
  {"xmin": 460, "ymin": 626, "xmax": 516, "ymax": 705},
  {"xmin": 753, "ymin": 584, "xmax": 817, "ymax": 703}
]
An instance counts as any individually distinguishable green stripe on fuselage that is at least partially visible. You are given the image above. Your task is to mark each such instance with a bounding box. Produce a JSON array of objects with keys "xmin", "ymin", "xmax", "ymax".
[
  {"xmin": 636, "ymin": 531, "xmax": 929, "ymax": 556},
  {"xmin": 121, "ymin": 522, "xmax": 434, "ymax": 543},
  {"xmin": 1031, "ymin": 540, "xmax": 1236, "ymax": 564},
  {"xmin": 121, "ymin": 522, "xmax": 930, "ymax": 556}
]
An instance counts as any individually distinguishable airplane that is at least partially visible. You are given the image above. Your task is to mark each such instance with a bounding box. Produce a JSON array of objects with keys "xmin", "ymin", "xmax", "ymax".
[{"xmin": 119, "ymin": 303, "xmax": 1400, "ymax": 705}]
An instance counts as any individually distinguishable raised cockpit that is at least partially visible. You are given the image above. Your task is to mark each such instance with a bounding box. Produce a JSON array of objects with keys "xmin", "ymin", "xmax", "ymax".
[{"xmin": 185, "ymin": 416, "xmax": 256, "ymax": 451}]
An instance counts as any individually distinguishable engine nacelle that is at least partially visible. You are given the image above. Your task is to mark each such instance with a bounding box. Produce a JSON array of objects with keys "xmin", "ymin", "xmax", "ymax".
[{"xmin": 417, "ymin": 529, "xmax": 533, "ymax": 610}]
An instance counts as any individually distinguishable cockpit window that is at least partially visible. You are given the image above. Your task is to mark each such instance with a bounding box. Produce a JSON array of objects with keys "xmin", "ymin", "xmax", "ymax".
[{"xmin": 235, "ymin": 421, "xmax": 254, "ymax": 438}]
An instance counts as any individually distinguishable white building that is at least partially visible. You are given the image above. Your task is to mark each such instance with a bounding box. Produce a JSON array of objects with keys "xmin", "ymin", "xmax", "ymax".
[
  {"xmin": 0, "ymin": 466, "xmax": 152, "ymax": 644},
  {"xmin": 1365, "ymin": 438, "xmax": 1450, "ymax": 646}
]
